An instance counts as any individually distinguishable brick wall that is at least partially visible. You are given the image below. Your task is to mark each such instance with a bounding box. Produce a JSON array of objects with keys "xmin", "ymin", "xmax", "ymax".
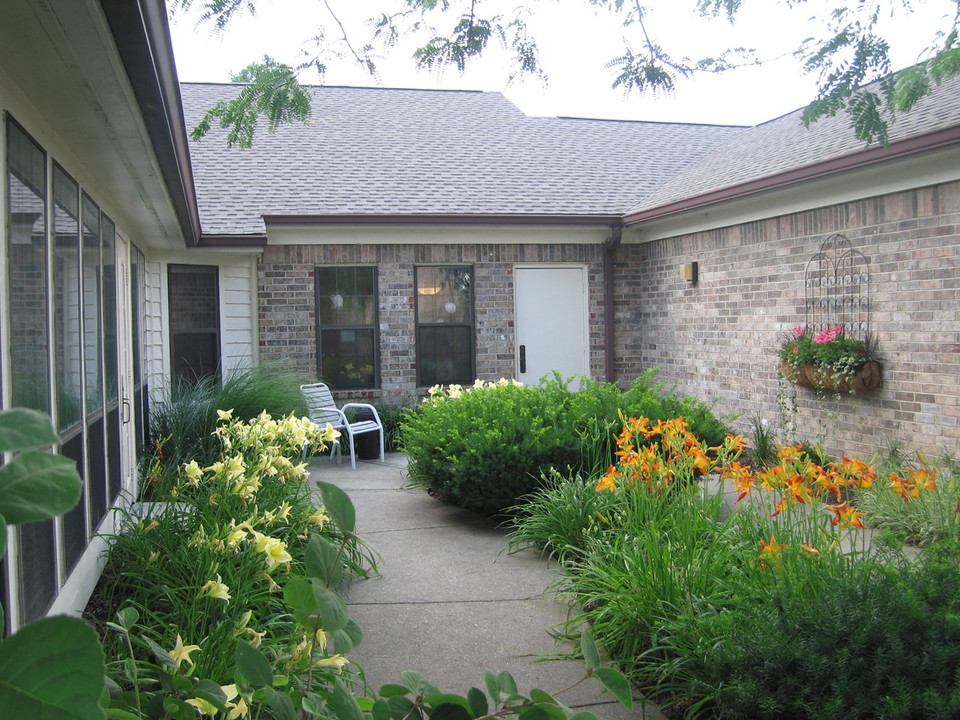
[
  {"xmin": 258, "ymin": 242, "xmax": 606, "ymax": 407},
  {"xmin": 617, "ymin": 180, "xmax": 960, "ymax": 459}
]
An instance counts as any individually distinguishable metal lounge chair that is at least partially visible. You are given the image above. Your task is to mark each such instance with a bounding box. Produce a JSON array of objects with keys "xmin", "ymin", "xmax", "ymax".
[{"xmin": 300, "ymin": 382, "xmax": 384, "ymax": 468}]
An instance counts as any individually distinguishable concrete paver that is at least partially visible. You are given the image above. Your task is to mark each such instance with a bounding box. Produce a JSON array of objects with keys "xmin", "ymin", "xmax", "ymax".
[{"xmin": 308, "ymin": 453, "xmax": 665, "ymax": 719}]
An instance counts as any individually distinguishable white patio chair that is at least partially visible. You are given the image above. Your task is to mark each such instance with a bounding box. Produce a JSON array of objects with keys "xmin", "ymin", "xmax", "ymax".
[{"xmin": 300, "ymin": 382, "xmax": 384, "ymax": 469}]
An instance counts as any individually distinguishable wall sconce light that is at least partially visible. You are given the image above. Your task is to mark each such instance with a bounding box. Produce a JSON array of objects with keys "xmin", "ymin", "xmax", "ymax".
[{"xmin": 679, "ymin": 261, "xmax": 699, "ymax": 284}]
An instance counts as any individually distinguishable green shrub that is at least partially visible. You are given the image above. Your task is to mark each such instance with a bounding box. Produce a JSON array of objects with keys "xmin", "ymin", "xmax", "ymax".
[
  {"xmin": 400, "ymin": 372, "xmax": 732, "ymax": 515},
  {"xmin": 701, "ymin": 548, "xmax": 960, "ymax": 719}
]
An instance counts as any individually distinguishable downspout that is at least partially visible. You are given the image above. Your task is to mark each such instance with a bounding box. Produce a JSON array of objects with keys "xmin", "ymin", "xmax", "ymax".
[{"xmin": 603, "ymin": 225, "xmax": 622, "ymax": 384}]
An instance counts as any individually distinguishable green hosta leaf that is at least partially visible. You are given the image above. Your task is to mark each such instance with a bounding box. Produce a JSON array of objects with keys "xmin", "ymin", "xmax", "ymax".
[
  {"xmin": 315, "ymin": 481, "xmax": 356, "ymax": 534},
  {"xmin": 580, "ymin": 630, "xmax": 601, "ymax": 670},
  {"xmin": 0, "ymin": 615, "xmax": 106, "ymax": 720},
  {"xmin": 330, "ymin": 678, "xmax": 364, "ymax": 720},
  {"xmin": 236, "ymin": 640, "xmax": 273, "ymax": 687},
  {"xmin": 305, "ymin": 533, "xmax": 344, "ymax": 587},
  {"xmin": 467, "ymin": 687, "xmax": 488, "ymax": 717},
  {"xmin": 430, "ymin": 702, "xmax": 473, "ymax": 720},
  {"xmin": 0, "ymin": 451, "xmax": 82, "ymax": 524},
  {"xmin": 400, "ymin": 670, "xmax": 438, "ymax": 696},
  {"xmin": 0, "ymin": 408, "xmax": 59, "ymax": 453},
  {"xmin": 595, "ymin": 667, "xmax": 633, "ymax": 710}
]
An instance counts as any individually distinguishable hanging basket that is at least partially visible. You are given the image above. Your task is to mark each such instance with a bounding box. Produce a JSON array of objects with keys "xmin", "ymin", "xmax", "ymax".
[{"xmin": 780, "ymin": 361, "xmax": 882, "ymax": 393}]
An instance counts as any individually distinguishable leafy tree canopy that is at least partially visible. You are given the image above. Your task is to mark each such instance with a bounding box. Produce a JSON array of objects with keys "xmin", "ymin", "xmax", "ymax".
[{"xmin": 171, "ymin": 0, "xmax": 960, "ymax": 147}]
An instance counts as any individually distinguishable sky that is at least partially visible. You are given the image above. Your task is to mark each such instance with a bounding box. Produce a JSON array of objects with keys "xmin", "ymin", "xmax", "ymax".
[{"xmin": 168, "ymin": 0, "xmax": 956, "ymax": 127}]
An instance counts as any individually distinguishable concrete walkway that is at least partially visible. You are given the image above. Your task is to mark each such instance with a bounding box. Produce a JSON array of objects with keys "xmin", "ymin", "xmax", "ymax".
[{"xmin": 308, "ymin": 453, "xmax": 665, "ymax": 719}]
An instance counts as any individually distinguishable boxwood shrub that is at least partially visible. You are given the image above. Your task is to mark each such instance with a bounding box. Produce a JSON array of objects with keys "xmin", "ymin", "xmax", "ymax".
[{"xmin": 400, "ymin": 372, "xmax": 731, "ymax": 515}]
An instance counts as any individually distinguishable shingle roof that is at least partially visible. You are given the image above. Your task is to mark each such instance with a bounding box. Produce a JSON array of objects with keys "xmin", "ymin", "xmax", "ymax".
[
  {"xmin": 180, "ymin": 84, "xmax": 741, "ymax": 234},
  {"xmin": 628, "ymin": 73, "xmax": 960, "ymax": 216},
  {"xmin": 180, "ymin": 76, "xmax": 960, "ymax": 236}
]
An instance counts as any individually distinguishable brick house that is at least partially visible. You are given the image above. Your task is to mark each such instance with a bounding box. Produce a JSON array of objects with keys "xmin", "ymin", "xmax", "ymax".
[{"xmin": 0, "ymin": 0, "xmax": 958, "ymax": 627}]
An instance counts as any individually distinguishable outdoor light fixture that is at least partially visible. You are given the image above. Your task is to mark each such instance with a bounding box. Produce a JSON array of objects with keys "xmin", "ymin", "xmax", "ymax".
[
  {"xmin": 330, "ymin": 294, "xmax": 344, "ymax": 309},
  {"xmin": 679, "ymin": 261, "xmax": 699, "ymax": 284}
]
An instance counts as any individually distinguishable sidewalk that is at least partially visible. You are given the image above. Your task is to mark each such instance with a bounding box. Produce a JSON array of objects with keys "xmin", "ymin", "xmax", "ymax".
[{"xmin": 308, "ymin": 453, "xmax": 665, "ymax": 720}]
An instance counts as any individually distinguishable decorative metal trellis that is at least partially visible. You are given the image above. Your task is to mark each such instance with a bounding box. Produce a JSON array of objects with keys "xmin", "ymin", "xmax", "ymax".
[{"xmin": 803, "ymin": 233, "xmax": 870, "ymax": 340}]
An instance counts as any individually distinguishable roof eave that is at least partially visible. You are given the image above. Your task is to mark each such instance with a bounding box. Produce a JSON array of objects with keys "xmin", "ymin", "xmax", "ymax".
[
  {"xmin": 263, "ymin": 213, "xmax": 625, "ymax": 227},
  {"xmin": 622, "ymin": 124, "xmax": 960, "ymax": 226},
  {"xmin": 100, "ymin": 0, "xmax": 202, "ymax": 246}
]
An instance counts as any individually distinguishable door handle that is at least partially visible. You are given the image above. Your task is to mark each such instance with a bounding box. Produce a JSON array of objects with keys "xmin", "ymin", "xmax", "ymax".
[
  {"xmin": 122, "ymin": 398, "xmax": 131, "ymax": 424},
  {"xmin": 519, "ymin": 345, "xmax": 526, "ymax": 374}
]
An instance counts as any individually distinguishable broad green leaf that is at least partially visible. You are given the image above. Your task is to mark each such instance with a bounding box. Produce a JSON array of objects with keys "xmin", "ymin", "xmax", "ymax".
[
  {"xmin": 525, "ymin": 703, "xmax": 567, "ymax": 720},
  {"xmin": 484, "ymin": 670, "xmax": 502, "ymax": 702},
  {"xmin": 305, "ymin": 533, "xmax": 344, "ymax": 587},
  {"xmin": 378, "ymin": 684, "xmax": 411, "ymax": 698},
  {"xmin": 529, "ymin": 689, "xmax": 558, "ymax": 705},
  {"xmin": 372, "ymin": 698, "xmax": 393, "ymax": 720},
  {"xmin": 0, "ymin": 408, "xmax": 59, "ymax": 453},
  {"xmin": 401, "ymin": 670, "xmax": 438, "ymax": 696},
  {"xmin": 264, "ymin": 687, "xmax": 297, "ymax": 720},
  {"xmin": 312, "ymin": 582, "xmax": 350, "ymax": 633},
  {"xmin": 283, "ymin": 576, "xmax": 319, "ymax": 628},
  {"xmin": 568, "ymin": 713, "xmax": 597, "ymax": 720},
  {"xmin": 580, "ymin": 630, "xmax": 601, "ymax": 670},
  {"xmin": 517, "ymin": 707, "xmax": 553, "ymax": 720},
  {"xmin": 116, "ymin": 607, "xmax": 139, "ymax": 630},
  {"xmin": 331, "ymin": 618, "xmax": 363, "ymax": 654},
  {"xmin": 430, "ymin": 702, "xmax": 472, "ymax": 720},
  {"xmin": 330, "ymin": 678, "xmax": 364, "ymax": 720},
  {"xmin": 0, "ymin": 515, "xmax": 6, "ymax": 562},
  {"xmin": 315, "ymin": 480, "xmax": 356, "ymax": 534},
  {"xmin": 0, "ymin": 451, "xmax": 82, "ymax": 524},
  {"xmin": 105, "ymin": 709, "xmax": 144, "ymax": 719},
  {"xmin": 387, "ymin": 695, "xmax": 416, "ymax": 720},
  {"xmin": 190, "ymin": 680, "xmax": 228, "ymax": 712},
  {"xmin": 236, "ymin": 640, "xmax": 274, "ymax": 687},
  {"xmin": 0, "ymin": 615, "xmax": 106, "ymax": 720},
  {"xmin": 425, "ymin": 693, "xmax": 473, "ymax": 712},
  {"xmin": 142, "ymin": 636, "xmax": 177, "ymax": 671},
  {"xmin": 497, "ymin": 671, "xmax": 518, "ymax": 696},
  {"xmin": 595, "ymin": 667, "xmax": 633, "ymax": 710},
  {"xmin": 467, "ymin": 687, "xmax": 488, "ymax": 717}
]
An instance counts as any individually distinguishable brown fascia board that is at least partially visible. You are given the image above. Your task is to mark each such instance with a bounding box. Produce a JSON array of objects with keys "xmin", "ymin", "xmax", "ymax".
[
  {"xmin": 622, "ymin": 125, "xmax": 960, "ymax": 226},
  {"xmin": 197, "ymin": 234, "xmax": 268, "ymax": 248},
  {"xmin": 99, "ymin": 0, "xmax": 202, "ymax": 246},
  {"xmin": 263, "ymin": 213, "xmax": 624, "ymax": 227}
]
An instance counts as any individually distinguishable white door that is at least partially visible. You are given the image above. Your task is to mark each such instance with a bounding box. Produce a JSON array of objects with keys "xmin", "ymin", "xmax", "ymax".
[{"xmin": 514, "ymin": 266, "xmax": 589, "ymax": 385}]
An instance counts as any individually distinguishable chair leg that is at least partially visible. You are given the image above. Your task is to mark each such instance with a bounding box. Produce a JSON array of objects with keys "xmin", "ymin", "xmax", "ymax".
[{"xmin": 347, "ymin": 431, "xmax": 356, "ymax": 469}]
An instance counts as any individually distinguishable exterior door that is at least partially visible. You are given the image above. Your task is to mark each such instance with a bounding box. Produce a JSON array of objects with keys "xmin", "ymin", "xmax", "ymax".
[
  {"xmin": 114, "ymin": 236, "xmax": 137, "ymax": 494},
  {"xmin": 514, "ymin": 265, "xmax": 589, "ymax": 385}
]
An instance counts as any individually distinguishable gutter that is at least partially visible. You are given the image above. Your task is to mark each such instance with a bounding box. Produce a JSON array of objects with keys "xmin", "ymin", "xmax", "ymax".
[
  {"xmin": 603, "ymin": 225, "xmax": 622, "ymax": 384},
  {"xmin": 262, "ymin": 213, "xmax": 623, "ymax": 227},
  {"xmin": 100, "ymin": 0, "xmax": 202, "ymax": 247},
  {"xmin": 622, "ymin": 125, "xmax": 960, "ymax": 226}
]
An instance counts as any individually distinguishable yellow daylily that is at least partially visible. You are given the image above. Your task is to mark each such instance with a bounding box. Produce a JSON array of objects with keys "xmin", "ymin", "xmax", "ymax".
[
  {"xmin": 315, "ymin": 654, "xmax": 350, "ymax": 671},
  {"xmin": 183, "ymin": 459, "xmax": 204, "ymax": 487},
  {"xmin": 168, "ymin": 634, "xmax": 200, "ymax": 669},
  {"xmin": 221, "ymin": 684, "xmax": 250, "ymax": 719},
  {"xmin": 185, "ymin": 697, "xmax": 218, "ymax": 716},
  {"xmin": 200, "ymin": 574, "xmax": 231, "ymax": 602}
]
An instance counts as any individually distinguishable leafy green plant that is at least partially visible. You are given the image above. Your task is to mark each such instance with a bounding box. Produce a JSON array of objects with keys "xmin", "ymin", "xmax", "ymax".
[
  {"xmin": 401, "ymin": 373, "xmax": 732, "ymax": 515},
  {"xmin": 145, "ymin": 362, "xmax": 312, "ymax": 479},
  {"xmin": 0, "ymin": 408, "xmax": 105, "ymax": 719}
]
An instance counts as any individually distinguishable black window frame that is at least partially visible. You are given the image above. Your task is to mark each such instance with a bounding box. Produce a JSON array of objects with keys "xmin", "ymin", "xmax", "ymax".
[
  {"xmin": 415, "ymin": 265, "xmax": 475, "ymax": 387},
  {"xmin": 168, "ymin": 263, "xmax": 221, "ymax": 387},
  {"xmin": 314, "ymin": 265, "xmax": 380, "ymax": 390}
]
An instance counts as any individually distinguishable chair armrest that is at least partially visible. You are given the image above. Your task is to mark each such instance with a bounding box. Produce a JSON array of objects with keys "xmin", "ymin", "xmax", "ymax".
[{"xmin": 340, "ymin": 403, "xmax": 383, "ymax": 426}]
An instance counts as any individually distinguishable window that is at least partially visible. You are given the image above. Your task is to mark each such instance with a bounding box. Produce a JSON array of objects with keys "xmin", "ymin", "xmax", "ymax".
[
  {"xmin": 315, "ymin": 266, "xmax": 378, "ymax": 389},
  {"xmin": 416, "ymin": 266, "xmax": 474, "ymax": 386},
  {"xmin": 169, "ymin": 264, "xmax": 220, "ymax": 386}
]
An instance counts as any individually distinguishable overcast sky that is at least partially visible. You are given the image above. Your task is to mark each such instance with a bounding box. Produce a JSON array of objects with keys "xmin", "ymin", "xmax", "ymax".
[{"xmin": 169, "ymin": 0, "xmax": 955, "ymax": 127}]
